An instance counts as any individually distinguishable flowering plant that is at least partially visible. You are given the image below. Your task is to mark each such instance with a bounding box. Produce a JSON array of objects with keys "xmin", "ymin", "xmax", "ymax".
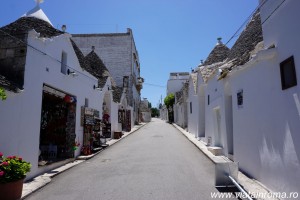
[
  {"xmin": 73, "ymin": 141, "xmax": 80, "ymax": 151},
  {"xmin": 0, "ymin": 152, "xmax": 31, "ymax": 183}
]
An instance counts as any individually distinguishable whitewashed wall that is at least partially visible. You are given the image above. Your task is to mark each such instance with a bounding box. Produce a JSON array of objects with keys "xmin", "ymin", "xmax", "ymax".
[
  {"xmin": 197, "ymin": 74, "xmax": 206, "ymax": 138},
  {"xmin": 187, "ymin": 73, "xmax": 206, "ymax": 139},
  {"xmin": 187, "ymin": 75, "xmax": 198, "ymax": 137},
  {"xmin": 111, "ymin": 101, "xmax": 119, "ymax": 133},
  {"xmin": 141, "ymin": 112, "xmax": 151, "ymax": 122},
  {"xmin": 167, "ymin": 75, "xmax": 189, "ymax": 95},
  {"xmin": 160, "ymin": 106, "xmax": 168, "ymax": 121},
  {"xmin": 173, "ymin": 104, "xmax": 178, "ymax": 124},
  {"xmin": 204, "ymin": 73, "xmax": 233, "ymax": 157},
  {"xmin": 174, "ymin": 103, "xmax": 187, "ymax": 128},
  {"xmin": 229, "ymin": 0, "xmax": 300, "ymax": 192},
  {"xmin": 229, "ymin": 50, "xmax": 300, "ymax": 194},
  {"xmin": 0, "ymin": 30, "xmax": 102, "ymax": 180}
]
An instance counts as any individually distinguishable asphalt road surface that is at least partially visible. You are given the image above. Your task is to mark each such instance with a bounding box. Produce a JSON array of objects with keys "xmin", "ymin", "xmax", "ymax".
[{"xmin": 26, "ymin": 118, "xmax": 237, "ymax": 200}]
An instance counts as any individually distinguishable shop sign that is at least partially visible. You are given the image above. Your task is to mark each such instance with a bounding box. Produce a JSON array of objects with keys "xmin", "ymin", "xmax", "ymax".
[
  {"xmin": 84, "ymin": 107, "xmax": 94, "ymax": 115},
  {"xmin": 81, "ymin": 107, "xmax": 100, "ymax": 126}
]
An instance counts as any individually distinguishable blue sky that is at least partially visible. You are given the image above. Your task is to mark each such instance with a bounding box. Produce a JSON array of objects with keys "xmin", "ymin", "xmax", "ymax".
[{"xmin": 0, "ymin": 0, "xmax": 258, "ymax": 107}]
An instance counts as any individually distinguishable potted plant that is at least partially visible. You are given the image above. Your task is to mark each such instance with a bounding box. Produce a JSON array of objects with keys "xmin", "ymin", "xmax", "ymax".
[
  {"xmin": 73, "ymin": 141, "xmax": 80, "ymax": 151},
  {"xmin": 0, "ymin": 152, "xmax": 31, "ymax": 200}
]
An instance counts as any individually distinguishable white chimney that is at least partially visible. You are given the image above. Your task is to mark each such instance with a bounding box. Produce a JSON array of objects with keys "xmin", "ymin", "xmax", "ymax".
[
  {"xmin": 217, "ymin": 37, "xmax": 223, "ymax": 45},
  {"xmin": 61, "ymin": 25, "xmax": 66, "ymax": 32}
]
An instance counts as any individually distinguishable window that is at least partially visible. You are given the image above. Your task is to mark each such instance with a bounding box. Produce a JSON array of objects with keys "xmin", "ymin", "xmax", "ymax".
[
  {"xmin": 280, "ymin": 56, "xmax": 297, "ymax": 90},
  {"xmin": 208, "ymin": 95, "xmax": 210, "ymax": 105},
  {"xmin": 237, "ymin": 90, "xmax": 243, "ymax": 109},
  {"xmin": 85, "ymin": 98, "xmax": 89, "ymax": 107},
  {"xmin": 190, "ymin": 102, "xmax": 192, "ymax": 114},
  {"xmin": 61, "ymin": 52, "xmax": 67, "ymax": 74}
]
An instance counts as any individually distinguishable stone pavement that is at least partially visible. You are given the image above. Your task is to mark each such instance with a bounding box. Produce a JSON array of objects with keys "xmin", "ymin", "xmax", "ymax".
[
  {"xmin": 172, "ymin": 123, "xmax": 279, "ymax": 200},
  {"xmin": 21, "ymin": 122, "xmax": 147, "ymax": 199}
]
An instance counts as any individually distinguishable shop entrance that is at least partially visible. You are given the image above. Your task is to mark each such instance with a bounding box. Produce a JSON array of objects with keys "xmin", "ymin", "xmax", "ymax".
[
  {"xmin": 118, "ymin": 109, "xmax": 131, "ymax": 132},
  {"xmin": 38, "ymin": 85, "xmax": 76, "ymax": 166},
  {"xmin": 102, "ymin": 92, "xmax": 112, "ymax": 138}
]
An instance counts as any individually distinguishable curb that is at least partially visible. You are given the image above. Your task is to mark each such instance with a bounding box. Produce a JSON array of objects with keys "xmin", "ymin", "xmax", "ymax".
[
  {"xmin": 21, "ymin": 122, "xmax": 148, "ymax": 199},
  {"xmin": 172, "ymin": 123, "xmax": 278, "ymax": 200}
]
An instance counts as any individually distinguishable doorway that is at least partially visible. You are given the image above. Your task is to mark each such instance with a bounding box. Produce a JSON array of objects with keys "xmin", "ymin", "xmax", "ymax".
[
  {"xmin": 226, "ymin": 96, "xmax": 234, "ymax": 159},
  {"xmin": 39, "ymin": 85, "xmax": 76, "ymax": 166},
  {"xmin": 213, "ymin": 107, "xmax": 222, "ymax": 147}
]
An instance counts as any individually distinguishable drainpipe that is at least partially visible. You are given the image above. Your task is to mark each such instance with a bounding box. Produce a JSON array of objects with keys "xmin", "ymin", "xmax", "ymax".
[{"xmin": 228, "ymin": 176, "xmax": 253, "ymax": 200}]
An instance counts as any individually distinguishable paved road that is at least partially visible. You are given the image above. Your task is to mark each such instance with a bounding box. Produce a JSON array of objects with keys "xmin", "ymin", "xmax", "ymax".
[{"xmin": 26, "ymin": 118, "xmax": 236, "ymax": 200}]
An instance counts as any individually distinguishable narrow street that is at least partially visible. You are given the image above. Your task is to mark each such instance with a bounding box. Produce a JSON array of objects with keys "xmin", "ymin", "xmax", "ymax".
[{"xmin": 25, "ymin": 118, "xmax": 237, "ymax": 200}]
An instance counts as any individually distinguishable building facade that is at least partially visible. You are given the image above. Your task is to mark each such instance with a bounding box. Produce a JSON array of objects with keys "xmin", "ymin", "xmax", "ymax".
[
  {"xmin": 166, "ymin": 72, "xmax": 190, "ymax": 95},
  {"xmin": 0, "ymin": 2, "xmax": 134, "ymax": 180},
  {"xmin": 72, "ymin": 30, "xmax": 143, "ymax": 124},
  {"xmin": 0, "ymin": 10, "xmax": 102, "ymax": 179},
  {"xmin": 140, "ymin": 98, "xmax": 151, "ymax": 122}
]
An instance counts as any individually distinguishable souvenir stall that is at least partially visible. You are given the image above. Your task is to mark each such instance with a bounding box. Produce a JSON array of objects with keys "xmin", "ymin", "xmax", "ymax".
[
  {"xmin": 118, "ymin": 108, "xmax": 131, "ymax": 132},
  {"xmin": 102, "ymin": 110, "xmax": 111, "ymax": 138},
  {"xmin": 39, "ymin": 85, "xmax": 77, "ymax": 166},
  {"xmin": 81, "ymin": 107, "xmax": 102, "ymax": 155}
]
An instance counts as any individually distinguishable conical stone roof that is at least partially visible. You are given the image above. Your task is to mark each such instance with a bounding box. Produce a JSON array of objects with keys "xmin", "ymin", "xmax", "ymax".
[
  {"xmin": 226, "ymin": 10, "xmax": 263, "ymax": 68},
  {"xmin": 85, "ymin": 50, "xmax": 116, "ymax": 88},
  {"xmin": 203, "ymin": 39, "xmax": 230, "ymax": 66}
]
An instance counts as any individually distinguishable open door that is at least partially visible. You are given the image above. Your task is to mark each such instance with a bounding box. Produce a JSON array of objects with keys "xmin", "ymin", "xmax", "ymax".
[{"xmin": 214, "ymin": 107, "xmax": 222, "ymax": 147}]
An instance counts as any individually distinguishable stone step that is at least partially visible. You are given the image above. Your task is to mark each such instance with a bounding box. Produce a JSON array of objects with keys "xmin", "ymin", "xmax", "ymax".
[{"xmin": 207, "ymin": 146, "xmax": 223, "ymax": 156}]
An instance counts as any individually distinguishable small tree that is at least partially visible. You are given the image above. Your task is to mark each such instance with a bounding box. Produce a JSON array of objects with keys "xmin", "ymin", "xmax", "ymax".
[
  {"xmin": 0, "ymin": 87, "xmax": 7, "ymax": 101},
  {"xmin": 164, "ymin": 93, "xmax": 175, "ymax": 108},
  {"xmin": 164, "ymin": 93, "xmax": 175, "ymax": 122}
]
